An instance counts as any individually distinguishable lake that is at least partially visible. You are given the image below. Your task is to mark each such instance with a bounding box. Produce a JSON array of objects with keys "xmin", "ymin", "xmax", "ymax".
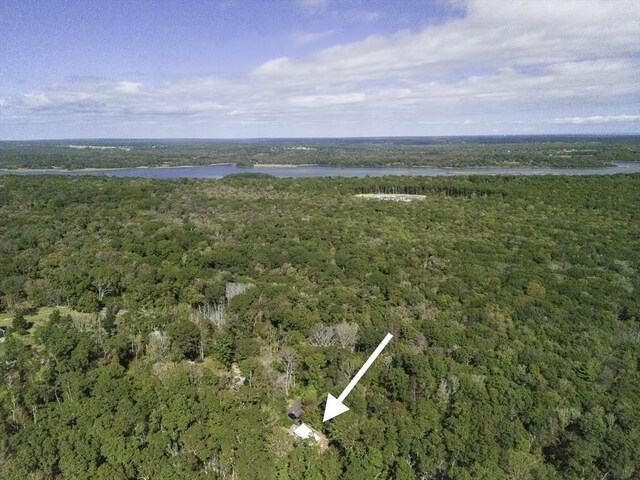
[{"xmin": 1, "ymin": 162, "xmax": 639, "ymax": 179}]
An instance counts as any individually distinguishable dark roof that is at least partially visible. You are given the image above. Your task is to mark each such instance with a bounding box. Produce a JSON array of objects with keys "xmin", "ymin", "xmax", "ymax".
[{"xmin": 287, "ymin": 399, "xmax": 303, "ymax": 418}]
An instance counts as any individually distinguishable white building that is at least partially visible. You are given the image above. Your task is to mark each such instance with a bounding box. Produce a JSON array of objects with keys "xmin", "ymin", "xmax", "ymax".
[
  {"xmin": 289, "ymin": 422, "xmax": 328, "ymax": 450},
  {"xmin": 292, "ymin": 423, "xmax": 320, "ymax": 441}
]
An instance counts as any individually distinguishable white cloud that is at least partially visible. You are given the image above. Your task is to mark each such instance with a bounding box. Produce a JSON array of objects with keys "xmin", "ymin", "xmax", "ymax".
[
  {"xmin": 291, "ymin": 30, "xmax": 336, "ymax": 45},
  {"xmin": 251, "ymin": 1, "xmax": 638, "ymax": 86},
  {"xmin": 22, "ymin": 92, "xmax": 52, "ymax": 108},
  {"xmin": 115, "ymin": 81, "xmax": 142, "ymax": 94},
  {"xmin": 552, "ymin": 115, "xmax": 640, "ymax": 125},
  {"xmin": 289, "ymin": 93, "xmax": 366, "ymax": 107},
  {"xmin": 1, "ymin": 0, "xmax": 639, "ymax": 137}
]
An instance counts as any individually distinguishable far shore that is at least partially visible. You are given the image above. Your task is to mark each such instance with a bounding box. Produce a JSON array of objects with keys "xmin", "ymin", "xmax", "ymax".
[
  {"xmin": 0, "ymin": 161, "xmax": 620, "ymax": 173},
  {"xmin": 0, "ymin": 163, "xmax": 235, "ymax": 173},
  {"xmin": 252, "ymin": 163, "xmax": 319, "ymax": 168},
  {"xmin": 0, "ymin": 162, "xmax": 325, "ymax": 172}
]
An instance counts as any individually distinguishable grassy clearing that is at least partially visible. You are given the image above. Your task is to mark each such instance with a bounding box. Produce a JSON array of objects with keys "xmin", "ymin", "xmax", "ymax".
[{"xmin": 0, "ymin": 306, "xmax": 94, "ymax": 345}]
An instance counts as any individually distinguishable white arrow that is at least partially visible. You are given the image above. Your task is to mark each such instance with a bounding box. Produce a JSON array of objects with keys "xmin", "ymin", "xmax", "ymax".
[{"xmin": 323, "ymin": 332, "xmax": 393, "ymax": 422}]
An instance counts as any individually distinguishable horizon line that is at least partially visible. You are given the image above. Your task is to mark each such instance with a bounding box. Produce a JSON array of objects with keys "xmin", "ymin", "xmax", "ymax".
[{"xmin": 2, "ymin": 133, "xmax": 640, "ymax": 142}]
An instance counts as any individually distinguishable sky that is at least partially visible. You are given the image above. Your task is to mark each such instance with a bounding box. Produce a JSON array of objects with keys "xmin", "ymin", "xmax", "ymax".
[{"xmin": 0, "ymin": 0, "xmax": 638, "ymax": 139}]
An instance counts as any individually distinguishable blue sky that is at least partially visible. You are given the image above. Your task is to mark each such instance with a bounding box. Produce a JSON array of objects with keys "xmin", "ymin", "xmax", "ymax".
[{"xmin": 0, "ymin": 0, "xmax": 638, "ymax": 139}]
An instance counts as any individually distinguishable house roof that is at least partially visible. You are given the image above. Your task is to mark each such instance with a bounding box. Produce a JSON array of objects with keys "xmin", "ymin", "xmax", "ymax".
[
  {"xmin": 290, "ymin": 422, "xmax": 329, "ymax": 450},
  {"xmin": 287, "ymin": 399, "xmax": 303, "ymax": 417},
  {"xmin": 293, "ymin": 423, "xmax": 314, "ymax": 439}
]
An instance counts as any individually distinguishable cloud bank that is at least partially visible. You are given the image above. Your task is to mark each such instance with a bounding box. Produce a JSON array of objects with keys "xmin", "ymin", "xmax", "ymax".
[
  {"xmin": 552, "ymin": 115, "xmax": 640, "ymax": 125},
  {"xmin": 1, "ymin": 0, "xmax": 638, "ymax": 138}
]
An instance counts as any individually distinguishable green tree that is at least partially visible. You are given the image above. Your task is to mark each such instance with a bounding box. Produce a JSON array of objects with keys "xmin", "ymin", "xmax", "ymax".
[
  {"xmin": 166, "ymin": 320, "xmax": 201, "ymax": 360},
  {"xmin": 12, "ymin": 311, "xmax": 29, "ymax": 335}
]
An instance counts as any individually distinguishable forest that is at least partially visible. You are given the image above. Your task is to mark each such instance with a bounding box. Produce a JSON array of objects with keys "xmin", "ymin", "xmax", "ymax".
[
  {"xmin": 0, "ymin": 172, "xmax": 639, "ymax": 479},
  {"xmin": 0, "ymin": 136, "xmax": 639, "ymax": 170}
]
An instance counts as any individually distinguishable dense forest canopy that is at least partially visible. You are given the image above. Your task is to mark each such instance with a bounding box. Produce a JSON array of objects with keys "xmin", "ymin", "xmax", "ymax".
[
  {"xmin": 0, "ymin": 173, "xmax": 639, "ymax": 479},
  {"xmin": 1, "ymin": 136, "xmax": 639, "ymax": 170}
]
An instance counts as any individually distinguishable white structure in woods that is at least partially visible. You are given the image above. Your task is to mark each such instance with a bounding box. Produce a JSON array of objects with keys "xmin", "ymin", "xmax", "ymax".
[
  {"xmin": 292, "ymin": 423, "xmax": 319, "ymax": 440},
  {"xmin": 288, "ymin": 422, "xmax": 329, "ymax": 450}
]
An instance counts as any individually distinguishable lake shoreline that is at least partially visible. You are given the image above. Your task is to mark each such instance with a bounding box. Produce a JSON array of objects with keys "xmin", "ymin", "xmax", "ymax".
[
  {"xmin": 0, "ymin": 162, "xmax": 623, "ymax": 173},
  {"xmin": 0, "ymin": 163, "xmax": 236, "ymax": 173}
]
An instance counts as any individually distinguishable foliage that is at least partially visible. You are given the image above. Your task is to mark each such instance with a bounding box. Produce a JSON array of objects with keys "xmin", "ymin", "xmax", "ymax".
[
  {"xmin": 0, "ymin": 136, "xmax": 638, "ymax": 170},
  {"xmin": 11, "ymin": 311, "xmax": 29, "ymax": 335},
  {"xmin": 166, "ymin": 320, "xmax": 201, "ymax": 361},
  {"xmin": 0, "ymin": 172, "xmax": 639, "ymax": 478}
]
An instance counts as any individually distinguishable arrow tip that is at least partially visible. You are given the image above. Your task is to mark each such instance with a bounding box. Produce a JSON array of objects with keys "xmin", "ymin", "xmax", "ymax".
[{"xmin": 323, "ymin": 393, "xmax": 350, "ymax": 422}]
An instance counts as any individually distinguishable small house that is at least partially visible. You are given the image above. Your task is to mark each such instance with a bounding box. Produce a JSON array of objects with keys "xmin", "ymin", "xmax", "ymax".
[
  {"xmin": 286, "ymin": 399, "xmax": 303, "ymax": 421},
  {"xmin": 289, "ymin": 422, "xmax": 329, "ymax": 451}
]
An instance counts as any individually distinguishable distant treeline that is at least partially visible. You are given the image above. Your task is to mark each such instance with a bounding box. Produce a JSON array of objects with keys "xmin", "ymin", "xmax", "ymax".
[{"xmin": 0, "ymin": 137, "xmax": 638, "ymax": 170}]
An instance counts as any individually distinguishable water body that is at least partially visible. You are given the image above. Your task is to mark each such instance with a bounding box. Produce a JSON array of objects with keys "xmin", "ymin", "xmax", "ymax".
[{"xmin": 1, "ymin": 163, "xmax": 639, "ymax": 179}]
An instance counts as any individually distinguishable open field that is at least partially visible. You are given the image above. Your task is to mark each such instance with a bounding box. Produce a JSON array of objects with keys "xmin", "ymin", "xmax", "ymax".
[{"xmin": 0, "ymin": 306, "xmax": 94, "ymax": 346}]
